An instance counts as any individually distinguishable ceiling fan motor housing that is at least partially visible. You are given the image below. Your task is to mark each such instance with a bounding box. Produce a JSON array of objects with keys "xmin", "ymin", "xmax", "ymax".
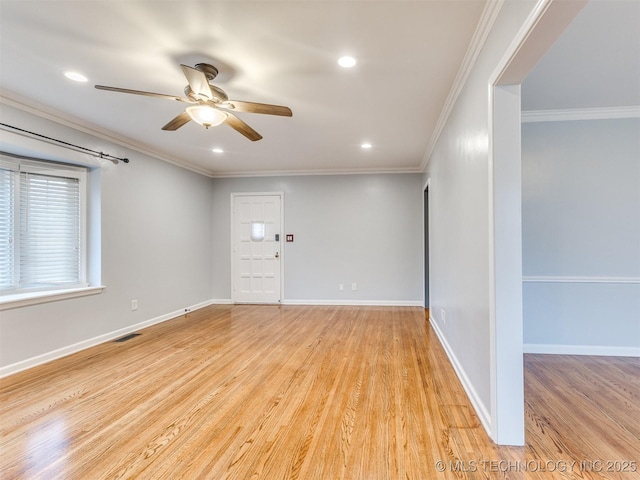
[
  {"xmin": 195, "ymin": 63, "xmax": 219, "ymax": 81},
  {"xmin": 183, "ymin": 64, "xmax": 229, "ymax": 103}
]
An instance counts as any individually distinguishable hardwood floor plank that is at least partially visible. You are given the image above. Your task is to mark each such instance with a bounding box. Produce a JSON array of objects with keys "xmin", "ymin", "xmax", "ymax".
[
  {"xmin": 523, "ymin": 354, "xmax": 640, "ymax": 479},
  {"xmin": 1, "ymin": 305, "xmax": 638, "ymax": 479}
]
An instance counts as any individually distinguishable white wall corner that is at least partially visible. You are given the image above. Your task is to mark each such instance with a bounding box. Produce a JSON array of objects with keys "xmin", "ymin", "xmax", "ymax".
[
  {"xmin": 489, "ymin": 84, "xmax": 525, "ymax": 446},
  {"xmin": 429, "ymin": 317, "xmax": 493, "ymax": 437}
]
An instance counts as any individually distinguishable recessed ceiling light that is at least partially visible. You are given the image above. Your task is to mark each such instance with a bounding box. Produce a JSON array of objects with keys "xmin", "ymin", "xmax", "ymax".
[
  {"xmin": 338, "ymin": 56, "xmax": 357, "ymax": 68},
  {"xmin": 64, "ymin": 71, "xmax": 88, "ymax": 82},
  {"xmin": 361, "ymin": 143, "xmax": 372, "ymax": 149},
  {"xmin": 212, "ymin": 148, "xmax": 224, "ymax": 154}
]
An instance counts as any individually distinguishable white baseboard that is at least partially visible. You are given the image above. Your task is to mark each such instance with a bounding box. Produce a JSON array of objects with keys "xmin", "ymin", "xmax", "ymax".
[
  {"xmin": 215, "ymin": 298, "xmax": 422, "ymax": 307},
  {"xmin": 428, "ymin": 316, "xmax": 493, "ymax": 437},
  {"xmin": 0, "ymin": 299, "xmax": 216, "ymax": 378},
  {"xmin": 282, "ymin": 299, "xmax": 424, "ymax": 307},
  {"xmin": 522, "ymin": 275, "xmax": 640, "ymax": 284},
  {"xmin": 524, "ymin": 343, "xmax": 640, "ymax": 357},
  {"xmin": 211, "ymin": 298, "xmax": 233, "ymax": 304}
]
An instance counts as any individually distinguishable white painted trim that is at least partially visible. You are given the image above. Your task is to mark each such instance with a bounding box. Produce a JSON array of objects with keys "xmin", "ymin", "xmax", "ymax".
[
  {"xmin": 2, "ymin": 93, "xmax": 423, "ymax": 178},
  {"xmin": 429, "ymin": 316, "xmax": 493, "ymax": 435},
  {"xmin": 490, "ymin": 0, "xmax": 587, "ymax": 86},
  {"xmin": 282, "ymin": 299, "xmax": 424, "ymax": 307},
  {"xmin": 488, "ymin": 84, "xmax": 525, "ymax": 446},
  {"xmin": 487, "ymin": 87, "xmax": 498, "ymax": 444},
  {"xmin": 1, "ymin": 92, "xmax": 214, "ymax": 178},
  {"xmin": 421, "ymin": 0, "xmax": 505, "ymax": 171},
  {"xmin": 522, "ymin": 106, "xmax": 640, "ymax": 123},
  {"xmin": 523, "ymin": 276, "xmax": 640, "ymax": 284},
  {"xmin": 423, "ymin": 178, "xmax": 431, "ymax": 309},
  {"xmin": 211, "ymin": 166, "xmax": 423, "ymax": 178},
  {"xmin": 524, "ymin": 344, "xmax": 640, "ymax": 357},
  {"xmin": 211, "ymin": 298, "xmax": 234, "ymax": 305},
  {"xmin": 0, "ymin": 299, "xmax": 216, "ymax": 378},
  {"xmin": 487, "ymin": 0, "xmax": 587, "ymax": 446},
  {"xmin": 214, "ymin": 298, "xmax": 422, "ymax": 306},
  {"xmin": 0, "ymin": 286, "xmax": 105, "ymax": 311}
]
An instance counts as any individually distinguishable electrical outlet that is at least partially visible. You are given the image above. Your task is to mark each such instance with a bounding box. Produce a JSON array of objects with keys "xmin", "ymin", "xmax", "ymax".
[
  {"xmin": 351, "ymin": 282, "xmax": 358, "ymax": 291},
  {"xmin": 131, "ymin": 299, "xmax": 138, "ymax": 311},
  {"xmin": 440, "ymin": 308, "xmax": 446, "ymax": 323},
  {"xmin": 339, "ymin": 283, "xmax": 344, "ymax": 291}
]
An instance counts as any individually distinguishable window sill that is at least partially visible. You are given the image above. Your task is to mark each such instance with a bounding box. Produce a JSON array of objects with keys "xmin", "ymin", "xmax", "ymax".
[{"xmin": 0, "ymin": 286, "xmax": 106, "ymax": 311}]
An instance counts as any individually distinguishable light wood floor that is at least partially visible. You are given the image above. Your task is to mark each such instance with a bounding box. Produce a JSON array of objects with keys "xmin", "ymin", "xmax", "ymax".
[{"xmin": 1, "ymin": 305, "xmax": 638, "ymax": 479}]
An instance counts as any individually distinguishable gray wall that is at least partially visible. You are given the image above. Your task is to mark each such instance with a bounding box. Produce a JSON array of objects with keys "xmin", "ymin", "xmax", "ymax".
[
  {"xmin": 0, "ymin": 103, "xmax": 424, "ymax": 373},
  {"xmin": 422, "ymin": 0, "xmax": 538, "ymax": 436},
  {"xmin": 211, "ymin": 174, "xmax": 423, "ymax": 304},
  {"xmin": 0, "ymin": 105, "xmax": 214, "ymax": 371},
  {"xmin": 522, "ymin": 118, "xmax": 640, "ymax": 352}
]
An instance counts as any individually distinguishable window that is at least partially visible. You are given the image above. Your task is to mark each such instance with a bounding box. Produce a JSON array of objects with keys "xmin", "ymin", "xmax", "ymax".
[
  {"xmin": 0, "ymin": 156, "xmax": 87, "ymax": 294},
  {"xmin": 250, "ymin": 221, "xmax": 265, "ymax": 242}
]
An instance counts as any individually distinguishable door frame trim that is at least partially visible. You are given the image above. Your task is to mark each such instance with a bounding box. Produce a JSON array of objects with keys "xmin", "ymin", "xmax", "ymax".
[
  {"xmin": 487, "ymin": 0, "xmax": 586, "ymax": 445},
  {"xmin": 230, "ymin": 192, "xmax": 284, "ymax": 304},
  {"xmin": 422, "ymin": 178, "xmax": 431, "ymax": 311}
]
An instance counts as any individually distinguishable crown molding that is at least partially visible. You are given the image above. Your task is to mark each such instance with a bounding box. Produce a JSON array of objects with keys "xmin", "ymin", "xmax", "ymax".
[
  {"xmin": 1, "ymin": 92, "xmax": 426, "ymax": 179},
  {"xmin": 0, "ymin": 92, "xmax": 214, "ymax": 177},
  {"xmin": 521, "ymin": 105, "xmax": 640, "ymax": 123},
  {"xmin": 209, "ymin": 165, "xmax": 423, "ymax": 179},
  {"xmin": 420, "ymin": 0, "xmax": 505, "ymax": 172}
]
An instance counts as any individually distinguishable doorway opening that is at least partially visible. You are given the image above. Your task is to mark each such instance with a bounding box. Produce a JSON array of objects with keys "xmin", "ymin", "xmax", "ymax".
[
  {"xmin": 423, "ymin": 182, "xmax": 430, "ymax": 316},
  {"xmin": 488, "ymin": 0, "xmax": 586, "ymax": 445}
]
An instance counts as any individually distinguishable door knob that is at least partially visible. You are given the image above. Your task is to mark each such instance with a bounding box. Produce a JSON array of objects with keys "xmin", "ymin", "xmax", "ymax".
[{"xmin": 275, "ymin": 252, "xmax": 280, "ymax": 258}]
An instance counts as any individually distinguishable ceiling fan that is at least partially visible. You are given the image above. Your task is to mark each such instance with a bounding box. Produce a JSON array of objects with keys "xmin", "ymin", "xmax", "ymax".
[{"xmin": 95, "ymin": 63, "xmax": 292, "ymax": 141}]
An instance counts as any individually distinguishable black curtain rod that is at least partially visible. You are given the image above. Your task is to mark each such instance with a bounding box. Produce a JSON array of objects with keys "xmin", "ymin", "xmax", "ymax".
[{"xmin": 0, "ymin": 123, "xmax": 129, "ymax": 164}]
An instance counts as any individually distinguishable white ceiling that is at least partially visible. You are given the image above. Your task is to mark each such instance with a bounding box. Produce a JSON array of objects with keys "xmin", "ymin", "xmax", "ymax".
[
  {"xmin": 3, "ymin": 1, "xmax": 637, "ymax": 177},
  {"xmin": 0, "ymin": 0, "xmax": 487, "ymax": 176}
]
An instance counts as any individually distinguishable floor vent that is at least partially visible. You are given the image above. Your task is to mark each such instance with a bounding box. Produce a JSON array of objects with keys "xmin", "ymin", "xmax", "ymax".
[{"xmin": 114, "ymin": 333, "xmax": 141, "ymax": 343}]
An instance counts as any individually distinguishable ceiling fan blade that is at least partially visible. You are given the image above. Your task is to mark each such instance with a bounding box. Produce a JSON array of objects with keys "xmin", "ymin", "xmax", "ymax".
[
  {"xmin": 224, "ymin": 113, "xmax": 263, "ymax": 141},
  {"xmin": 223, "ymin": 100, "xmax": 292, "ymax": 117},
  {"xmin": 180, "ymin": 64, "xmax": 213, "ymax": 100},
  {"xmin": 162, "ymin": 111, "xmax": 192, "ymax": 131},
  {"xmin": 95, "ymin": 85, "xmax": 193, "ymax": 103}
]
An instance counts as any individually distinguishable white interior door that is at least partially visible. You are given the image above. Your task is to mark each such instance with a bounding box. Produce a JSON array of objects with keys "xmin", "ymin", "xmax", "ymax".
[{"xmin": 232, "ymin": 193, "xmax": 282, "ymax": 303}]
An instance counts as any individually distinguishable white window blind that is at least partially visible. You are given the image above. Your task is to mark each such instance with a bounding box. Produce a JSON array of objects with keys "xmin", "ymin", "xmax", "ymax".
[
  {"xmin": 0, "ymin": 166, "xmax": 15, "ymax": 290},
  {"xmin": 20, "ymin": 171, "xmax": 81, "ymax": 287},
  {"xmin": 0, "ymin": 157, "xmax": 87, "ymax": 294}
]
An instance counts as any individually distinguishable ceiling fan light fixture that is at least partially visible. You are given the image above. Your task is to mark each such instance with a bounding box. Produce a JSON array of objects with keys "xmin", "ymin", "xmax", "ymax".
[{"xmin": 186, "ymin": 105, "xmax": 227, "ymax": 128}]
